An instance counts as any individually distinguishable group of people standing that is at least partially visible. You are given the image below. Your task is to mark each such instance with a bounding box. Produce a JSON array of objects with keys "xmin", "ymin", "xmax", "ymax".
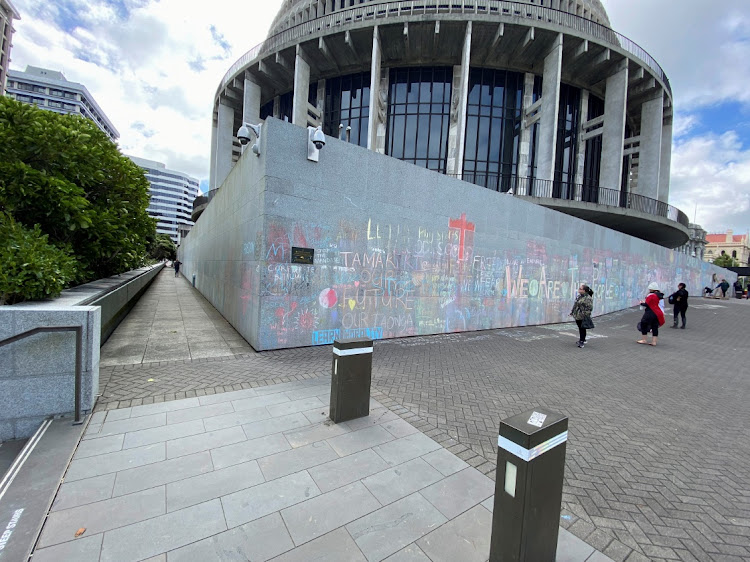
[{"xmin": 569, "ymin": 281, "xmax": 689, "ymax": 349}]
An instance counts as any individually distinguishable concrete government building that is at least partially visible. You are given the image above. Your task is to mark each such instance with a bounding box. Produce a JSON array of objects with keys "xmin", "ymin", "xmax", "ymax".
[
  {"xmin": 183, "ymin": 0, "xmax": 730, "ymax": 351},
  {"xmin": 209, "ymin": 0, "xmax": 687, "ymax": 248}
]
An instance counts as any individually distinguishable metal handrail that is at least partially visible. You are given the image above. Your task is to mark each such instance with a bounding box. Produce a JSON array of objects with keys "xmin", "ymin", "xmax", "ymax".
[
  {"xmin": 219, "ymin": 0, "xmax": 671, "ymax": 98},
  {"xmin": 0, "ymin": 326, "xmax": 84, "ymax": 425},
  {"xmin": 449, "ymin": 172, "xmax": 689, "ymax": 227}
]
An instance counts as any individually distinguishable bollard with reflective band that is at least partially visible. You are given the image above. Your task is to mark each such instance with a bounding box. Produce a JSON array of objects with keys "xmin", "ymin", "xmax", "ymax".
[
  {"xmin": 489, "ymin": 408, "xmax": 569, "ymax": 562},
  {"xmin": 329, "ymin": 338, "xmax": 373, "ymax": 423}
]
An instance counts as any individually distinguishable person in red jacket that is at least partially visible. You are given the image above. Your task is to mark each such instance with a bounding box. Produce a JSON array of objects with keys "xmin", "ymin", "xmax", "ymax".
[{"xmin": 638, "ymin": 282, "xmax": 665, "ymax": 346}]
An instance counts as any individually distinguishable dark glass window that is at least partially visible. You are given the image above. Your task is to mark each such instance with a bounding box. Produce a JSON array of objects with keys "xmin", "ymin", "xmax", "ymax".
[
  {"xmin": 553, "ymin": 83, "xmax": 580, "ymax": 199},
  {"xmin": 582, "ymin": 94, "xmax": 604, "ymax": 203},
  {"xmin": 324, "ymin": 71, "xmax": 371, "ymax": 147},
  {"xmin": 260, "ymin": 99, "xmax": 274, "ymax": 120},
  {"xmin": 462, "ymin": 68, "xmax": 524, "ymax": 192},
  {"xmin": 386, "ymin": 67, "xmax": 452, "ymax": 172},
  {"xmin": 279, "ymin": 92, "xmax": 293, "ymax": 123},
  {"xmin": 526, "ymin": 75, "xmax": 543, "ymax": 194}
]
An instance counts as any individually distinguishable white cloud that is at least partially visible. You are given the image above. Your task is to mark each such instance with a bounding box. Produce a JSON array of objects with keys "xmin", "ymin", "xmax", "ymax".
[
  {"xmin": 10, "ymin": 0, "xmax": 281, "ymax": 181},
  {"xmin": 670, "ymin": 131, "xmax": 750, "ymax": 232}
]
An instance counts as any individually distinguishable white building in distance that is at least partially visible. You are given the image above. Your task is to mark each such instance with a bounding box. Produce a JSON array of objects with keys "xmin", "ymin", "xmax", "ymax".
[
  {"xmin": 129, "ymin": 156, "xmax": 200, "ymax": 245},
  {"xmin": 5, "ymin": 65, "xmax": 119, "ymax": 141},
  {"xmin": 0, "ymin": 0, "xmax": 20, "ymax": 93}
]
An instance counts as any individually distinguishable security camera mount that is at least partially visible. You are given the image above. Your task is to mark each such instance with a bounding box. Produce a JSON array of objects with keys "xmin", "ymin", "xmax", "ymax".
[
  {"xmin": 308, "ymin": 126, "xmax": 326, "ymax": 162},
  {"xmin": 237, "ymin": 123, "xmax": 262, "ymax": 156}
]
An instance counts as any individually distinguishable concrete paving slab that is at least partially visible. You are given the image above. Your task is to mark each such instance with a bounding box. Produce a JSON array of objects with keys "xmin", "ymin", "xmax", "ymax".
[
  {"xmin": 421, "ymin": 448, "xmax": 470, "ymax": 477},
  {"xmin": 31, "ymin": 533, "xmax": 103, "ymax": 562},
  {"xmin": 267, "ymin": 396, "xmax": 326, "ymax": 417},
  {"xmin": 419, "ymin": 467, "xmax": 494, "ymax": 520},
  {"xmin": 65, "ymin": 443, "xmax": 165, "ymax": 481},
  {"xmin": 203, "ymin": 405, "xmax": 271, "ymax": 432},
  {"xmin": 166, "ymin": 460, "xmax": 265, "ymax": 513},
  {"xmin": 557, "ymin": 528, "xmax": 597, "ymax": 561},
  {"xmin": 372, "ymin": 432, "xmax": 441, "ymax": 467},
  {"xmin": 99, "ymin": 499, "xmax": 227, "ymax": 562},
  {"xmin": 51, "ymin": 473, "xmax": 116, "ymax": 512},
  {"xmin": 362, "ymin": 458, "xmax": 443, "ymax": 506},
  {"xmin": 327, "ymin": 425, "xmax": 395, "ymax": 457},
  {"xmin": 416, "ymin": 505, "xmax": 492, "ymax": 562},
  {"xmin": 122, "ymin": 419, "xmax": 205, "ymax": 449},
  {"xmin": 220, "ymin": 471, "xmax": 321, "ymax": 529},
  {"xmin": 281, "ymin": 481, "xmax": 381, "ymax": 546},
  {"xmin": 198, "ymin": 388, "xmax": 258, "ymax": 406},
  {"xmin": 38, "ymin": 486, "xmax": 165, "ymax": 548},
  {"xmin": 242, "ymin": 412, "xmax": 310, "ymax": 440},
  {"xmin": 166, "ymin": 426, "xmax": 246, "ymax": 459},
  {"xmin": 308, "ymin": 449, "xmax": 390, "ymax": 493},
  {"xmin": 165, "ymin": 401, "xmax": 234, "ymax": 424},
  {"xmin": 231, "ymin": 393, "xmax": 291, "ymax": 413},
  {"xmin": 384, "ymin": 544, "xmax": 431, "ymax": 561},
  {"xmin": 83, "ymin": 413, "xmax": 166, "ymax": 440},
  {"xmin": 258, "ymin": 441, "xmax": 338, "ymax": 481},
  {"xmin": 168, "ymin": 512, "xmax": 294, "ymax": 562},
  {"xmin": 211, "ymin": 432, "xmax": 291, "ymax": 470},
  {"xmin": 340, "ymin": 408, "xmax": 400, "ymax": 431},
  {"xmin": 129, "ymin": 398, "xmax": 200, "ymax": 418},
  {"xmin": 112, "ymin": 451, "xmax": 213, "ymax": 497},
  {"xmin": 346, "ymin": 492, "xmax": 448, "ymax": 562},
  {"xmin": 269, "ymin": 527, "xmax": 367, "ymax": 562},
  {"xmin": 73, "ymin": 434, "xmax": 124, "ymax": 459},
  {"xmin": 381, "ymin": 418, "xmax": 420, "ymax": 439}
]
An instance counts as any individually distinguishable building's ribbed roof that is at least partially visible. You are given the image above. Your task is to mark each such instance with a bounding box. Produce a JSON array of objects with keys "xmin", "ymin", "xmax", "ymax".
[{"xmin": 269, "ymin": 0, "xmax": 611, "ymax": 36}]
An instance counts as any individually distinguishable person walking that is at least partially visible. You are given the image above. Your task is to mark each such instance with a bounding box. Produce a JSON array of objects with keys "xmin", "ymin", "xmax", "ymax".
[
  {"xmin": 638, "ymin": 282, "xmax": 665, "ymax": 346},
  {"xmin": 669, "ymin": 283, "xmax": 689, "ymax": 329},
  {"xmin": 173, "ymin": 259, "xmax": 181, "ymax": 277},
  {"xmin": 570, "ymin": 284, "xmax": 594, "ymax": 348},
  {"xmin": 717, "ymin": 278, "xmax": 730, "ymax": 299}
]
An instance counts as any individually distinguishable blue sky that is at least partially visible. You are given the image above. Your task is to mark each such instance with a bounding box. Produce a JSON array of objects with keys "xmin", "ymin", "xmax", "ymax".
[{"xmin": 8, "ymin": 0, "xmax": 750, "ymax": 235}]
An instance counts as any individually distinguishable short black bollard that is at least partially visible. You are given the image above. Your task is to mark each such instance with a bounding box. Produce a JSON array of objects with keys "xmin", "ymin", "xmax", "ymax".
[
  {"xmin": 192, "ymin": 274, "xmax": 196, "ymax": 287},
  {"xmin": 329, "ymin": 338, "xmax": 373, "ymax": 424},
  {"xmin": 489, "ymin": 408, "xmax": 569, "ymax": 562}
]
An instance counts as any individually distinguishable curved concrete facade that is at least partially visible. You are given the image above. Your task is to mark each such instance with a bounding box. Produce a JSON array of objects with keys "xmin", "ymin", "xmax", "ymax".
[{"xmin": 210, "ymin": 0, "xmax": 686, "ymax": 247}]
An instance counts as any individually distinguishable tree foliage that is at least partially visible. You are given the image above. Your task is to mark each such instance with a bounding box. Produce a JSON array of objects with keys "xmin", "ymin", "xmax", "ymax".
[
  {"xmin": 0, "ymin": 97, "xmax": 156, "ymax": 300},
  {"xmin": 0, "ymin": 213, "xmax": 78, "ymax": 305},
  {"xmin": 712, "ymin": 253, "xmax": 738, "ymax": 268},
  {"xmin": 148, "ymin": 233, "xmax": 177, "ymax": 261}
]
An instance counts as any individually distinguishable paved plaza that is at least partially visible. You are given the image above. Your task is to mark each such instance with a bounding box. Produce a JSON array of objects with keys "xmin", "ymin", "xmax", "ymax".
[{"xmin": 71, "ymin": 270, "xmax": 750, "ymax": 561}]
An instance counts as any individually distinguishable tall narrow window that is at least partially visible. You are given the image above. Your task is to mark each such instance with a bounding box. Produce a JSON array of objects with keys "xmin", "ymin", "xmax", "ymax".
[
  {"xmin": 582, "ymin": 94, "xmax": 604, "ymax": 203},
  {"xmin": 462, "ymin": 68, "xmax": 524, "ymax": 192},
  {"xmin": 386, "ymin": 67, "xmax": 452, "ymax": 172},
  {"xmin": 324, "ymin": 71, "xmax": 370, "ymax": 147},
  {"xmin": 553, "ymin": 84, "xmax": 581, "ymax": 200}
]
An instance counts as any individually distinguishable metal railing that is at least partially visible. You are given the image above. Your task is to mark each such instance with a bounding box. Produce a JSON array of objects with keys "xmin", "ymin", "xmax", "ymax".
[
  {"xmin": 450, "ymin": 172, "xmax": 689, "ymax": 227},
  {"xmin": 0, "ymin": 326, "xmax": 84, "ymax": 425},
  {"xmin": 219, "ymin": 0, "xmax": 671, "ymax": 97}
]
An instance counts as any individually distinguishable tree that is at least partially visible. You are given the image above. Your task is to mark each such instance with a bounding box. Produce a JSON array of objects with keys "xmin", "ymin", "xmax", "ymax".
[
  {"xmin": 148, "ymin": 233, "xmax": 177, "ymax": 261},
  {"xmin": 713, "ymin": 253, "xmax": 738, "ymax": 268},
  {"xmin": 0, "ymin": 97, "xmax": 156, "ymax": 296}
]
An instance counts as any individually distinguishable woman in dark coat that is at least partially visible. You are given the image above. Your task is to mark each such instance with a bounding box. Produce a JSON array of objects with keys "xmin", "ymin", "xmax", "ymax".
[
  {"xmin": 570, "ymin": 284, "xmax": 594, "ymax": 348},
  {"xmin": 638, "ymin": 282, "xmax": 665, "ymax": 346},
  {"xmin": 669, "ymin": 283, "xmax": 689, "ymax": 329}
]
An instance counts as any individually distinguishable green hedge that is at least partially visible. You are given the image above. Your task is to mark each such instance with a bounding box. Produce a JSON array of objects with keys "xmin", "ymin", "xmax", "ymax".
[{"xmin": 0, "ymin": 213, "xmax": 77, "ymax": 305}]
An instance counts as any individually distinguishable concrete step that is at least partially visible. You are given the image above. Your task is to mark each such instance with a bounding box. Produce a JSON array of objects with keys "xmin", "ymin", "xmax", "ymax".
[{"xmin": 0, "ymin": 417, "xmax": 86, "ymax": 561}]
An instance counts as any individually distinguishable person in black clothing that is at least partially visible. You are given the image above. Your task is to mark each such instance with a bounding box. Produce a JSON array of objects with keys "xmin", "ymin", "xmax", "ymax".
[
  {"xmin": 669, "ymin": 283, "xmax": 688, "ymax": 329},
  {"xmin": 173, "ymin": 259, "xmax": 181, "ymax": 277}
]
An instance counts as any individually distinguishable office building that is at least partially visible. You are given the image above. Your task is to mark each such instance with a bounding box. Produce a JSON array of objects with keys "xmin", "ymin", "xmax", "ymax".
[{"xmin": 0, "ymin": 0, "xmax": 19, "ymax": 93}]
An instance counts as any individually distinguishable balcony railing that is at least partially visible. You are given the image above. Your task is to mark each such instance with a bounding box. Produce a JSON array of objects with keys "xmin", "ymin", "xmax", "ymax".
[
  {"xmin": 450, "ymin": 172, "xmax": 689, "ymax": 227},
  {"xmin": 191, "ymin": 188, "xmax": 221, "ymax": 222},
  {"xmin": 219, "ymin": 0, "xmax": 671, "ymax": 98}
]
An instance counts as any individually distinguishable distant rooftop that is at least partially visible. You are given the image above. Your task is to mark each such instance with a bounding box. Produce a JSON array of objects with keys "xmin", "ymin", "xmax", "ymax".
[{"xmin": 24, "ymin": 66, "xmax": 66, "ymax": 81}]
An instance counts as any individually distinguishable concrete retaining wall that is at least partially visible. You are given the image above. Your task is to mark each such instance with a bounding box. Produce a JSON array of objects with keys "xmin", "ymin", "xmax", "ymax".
[
  {"xmin": 0, "ymin": 264, "xmax": 163, "ymax": 440},
  {"xmin": 180, "ymin": 119, "xmax": 736, "ymax": 351}
]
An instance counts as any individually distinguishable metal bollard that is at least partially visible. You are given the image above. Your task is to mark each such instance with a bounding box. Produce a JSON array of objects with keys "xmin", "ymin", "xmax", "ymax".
[
  {"xmin": 192, "ymin": 274, "xmax": 196, "ymax": 287},
  {"xmin": 329, "ymin": 338, "xmax": 373, "ymax": 423},
  {"xmin": 489, "ymin": 408, "xmax": 569, "ymax": 562}
]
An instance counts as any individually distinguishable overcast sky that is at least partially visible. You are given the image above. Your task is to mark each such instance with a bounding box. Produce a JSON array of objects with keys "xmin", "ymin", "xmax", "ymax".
[{"xmin": 8, "ymin": 0, "xmax": 750, "ymax": 234}]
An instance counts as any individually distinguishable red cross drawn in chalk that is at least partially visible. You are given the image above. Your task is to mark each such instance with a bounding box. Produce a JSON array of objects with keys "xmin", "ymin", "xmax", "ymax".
[{"xmin": 449, "ymin": 213, "xmax": 475, "ymax": 261}]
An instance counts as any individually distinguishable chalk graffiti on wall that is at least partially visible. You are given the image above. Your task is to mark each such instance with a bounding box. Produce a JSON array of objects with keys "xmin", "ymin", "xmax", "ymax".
[{"xmin": 255, "ymin": 213, "xmax": 722, "ymax": 350}]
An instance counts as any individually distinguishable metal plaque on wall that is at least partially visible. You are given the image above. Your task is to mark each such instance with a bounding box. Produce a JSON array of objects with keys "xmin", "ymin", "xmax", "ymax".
[{"xmin": 291, "ymin": 247, "xmax": 314, "ymax": 264}]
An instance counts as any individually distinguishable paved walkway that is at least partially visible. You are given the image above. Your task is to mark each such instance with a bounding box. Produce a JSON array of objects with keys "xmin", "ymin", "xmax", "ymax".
[{"xmin": 86, "ymin": 271, "xmax": 750, "ymax": 561}]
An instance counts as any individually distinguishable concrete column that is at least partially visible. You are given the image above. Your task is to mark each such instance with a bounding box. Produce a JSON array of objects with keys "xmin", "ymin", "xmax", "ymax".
[
  {"xmin": 215, "ymin": 100, "xmax": 235, "ymax": 189},
  {"xmin": 574, "ymin": 89, "xmax": 589, "ymax": 193},
  {"xmin": 518, "ymin": 72, "xmax": 536, "ymax": 181},
  {"xmin": 242, "ymin": 77, "xmax": 262, "ymax": 155},
  {"xmin": 367, "ymin": 26, "xmax": 382, "ymax": 151},
  {"xmin": 293, "ymin": 45, "xmax": 311, "ymax": 127},
  {"xmin": 446, "ymin": 21, "xmax": 472, "ymax": 177},
  {"xmin": 209, "ymin": 117, "xmax": 218, "ymax": 189},
  {"xmin": 637, "ymin": 92, "xmax": 663, "ymax": 200},
  {"xmin": 243, "ymin": 76, "xmax": 261, "ymax": 125},
  {"xmin": 273, "ymin": 96, "xmax": 280, "ymax": 119},
  {"xmin": 659, "ymin": 115, "xmax": 673, "ymax": 203},
  {"xmin": 316, "ymin": 79, "xmax": 326, "ymax": 120},
  {"xmin": 601, "ymin": 60, "xmax": 628, "ymax": 191},
  {"xmin": 536, "ymin": 33, "xmax": 563, "ymax": 182}
]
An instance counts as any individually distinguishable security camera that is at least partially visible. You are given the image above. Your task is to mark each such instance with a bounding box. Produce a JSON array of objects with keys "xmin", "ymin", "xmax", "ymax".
[
  {"xmin": 236, "ymin": 123, "xmax": 262, "ymax": 155},
  {"xmin": 307, "ymin": 126, "xmax": 326, "ymax": 162},
  {"xmin": 312, "ymin": 127, "xmax": 326, "ymax": 150}
]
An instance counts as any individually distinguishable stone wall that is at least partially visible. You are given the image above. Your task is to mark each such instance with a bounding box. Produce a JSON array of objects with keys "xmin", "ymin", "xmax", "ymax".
[{"xmin": 180, "ymin": 119, "xmax": 736, "ymax": 351}]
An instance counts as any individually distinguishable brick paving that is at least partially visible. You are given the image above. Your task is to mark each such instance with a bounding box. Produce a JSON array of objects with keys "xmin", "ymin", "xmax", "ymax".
[{"xmin": 98, "ymin": 274, "xmax": 750, "ymax": 561}]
